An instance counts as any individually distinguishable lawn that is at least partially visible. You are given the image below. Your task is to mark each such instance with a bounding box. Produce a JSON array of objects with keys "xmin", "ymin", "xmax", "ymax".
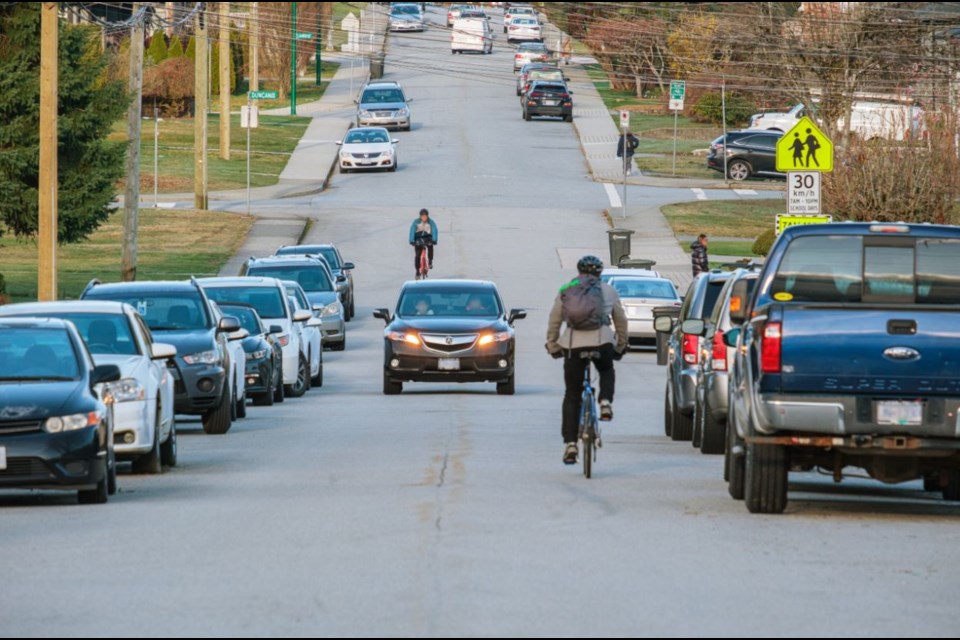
[
  {"xmin": 115, "ymin": 114, "xmax": 311, "ymax": 194},
  {"xmin": 0, "ymin": 209, "xmax": 254, "ymax": 302},
  {"xmin": 661, "ymin": 199, "xmax": 785, "ymax": 248},
  {"xmin": 222, "ymin": 63, "xmax": 341, "ymax": 112}
]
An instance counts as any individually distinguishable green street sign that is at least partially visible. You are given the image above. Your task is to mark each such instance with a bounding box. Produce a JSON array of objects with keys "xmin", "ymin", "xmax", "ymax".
[
  {"xmin": 248, "ymin": 90, "xmax": 279, "ymax": 100},
  {"xmin": 296, "ymin": 32, "xmax": 314, "ymax": 40},
  {"xmin": 670, "ymin": 80, "xmax": 685, "ymax": 100}
]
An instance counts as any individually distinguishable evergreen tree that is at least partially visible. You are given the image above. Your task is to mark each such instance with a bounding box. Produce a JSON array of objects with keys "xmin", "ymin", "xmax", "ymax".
[
  {"xmin": 185, "ymin": 35, "xmax": 196, "ymax": 61},
  {"xmin": 0, "ymin": 4, "xmax": 128, "ymax": 243},
  {"xmin": 146, "ymin": 29, "xmax": 167, "ymax": 64},
  {"xmin": 167, "ymin": 33, "xmax": 184, "ymax": 58}
]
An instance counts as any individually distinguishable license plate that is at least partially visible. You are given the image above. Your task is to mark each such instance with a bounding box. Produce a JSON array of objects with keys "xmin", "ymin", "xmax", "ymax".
[
  {"xmin": 438, "ymin": 358, "xmax": 460, "ymax": 371},
  {"xmin": 544, "ymin": 100, "xmax": 558, "ymax": 106},
  {"xmin": 877, "ymin": 401, "xmax": 923, "ymax": 426},
  {"xmin": 0, "ymin": 446, "xmax": 6, "ymax": 471}
]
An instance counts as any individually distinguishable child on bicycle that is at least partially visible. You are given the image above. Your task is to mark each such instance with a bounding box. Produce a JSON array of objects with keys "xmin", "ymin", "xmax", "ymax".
[{"xmin": 545, "ymin": 255, "xmax": 628, "ymax": 465}]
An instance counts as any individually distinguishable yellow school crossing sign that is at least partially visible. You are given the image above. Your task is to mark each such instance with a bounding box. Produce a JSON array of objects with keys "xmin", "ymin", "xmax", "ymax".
[{"xmin": 775, "ymin": 116, "xmax": 833, "ymax": 173}]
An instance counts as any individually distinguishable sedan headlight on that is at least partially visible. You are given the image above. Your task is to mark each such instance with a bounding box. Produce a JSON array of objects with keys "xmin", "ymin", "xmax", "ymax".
[
  {"xmin": 110, "ymin": 378, "xmax": 146, "ymax": 402},
  {"xmin": 182, "ymin": 350, "xmax": 221, "ymax": 365},
  {"xmin": 478, "ymin": 332, "xmax": 511, "ymax": 347},
  {"xmin": 44, "ymin": 411, "xmax": 103, "ymax": 433},
  {"xmin": 320, "ymin": 302, "xmax": 341, "ymax": 318},
  {"xmin": 246, "ymin": 349, "xmax": 268, "ymax": 361}
]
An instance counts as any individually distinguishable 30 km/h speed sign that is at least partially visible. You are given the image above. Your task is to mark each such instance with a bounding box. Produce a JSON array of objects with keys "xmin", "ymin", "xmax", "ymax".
[{"xmin": 787, "ymin": 171, "xmax": 821, "ymax": 214}]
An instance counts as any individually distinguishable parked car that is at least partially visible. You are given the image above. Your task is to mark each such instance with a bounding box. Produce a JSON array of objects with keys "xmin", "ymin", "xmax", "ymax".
[
  {"xmin": 607, "ymin": 276, "xmax": 681, "ymax": 347},
  {"xmin": 691, "ymin": 269, "xmax": 759, "ymax": 456},
  {"xmin": 513, "ymin": 43, "xmax": 554, "ymax": 72},
  {"xmin": 82, "ymin": 279, "xmax": 240, "ymax": 435},
  {"xmin": 283, "ymin": 281, "xmax": 324, "ymax": 387},
  {"xmin": 706, "ymin": 130, "xmax": 785, "ymax": 181},
  {"xmin": 451, "ymin": 16, "xmax": 493, "ymax": 54},
  {"xmin": 748, "ymin": 103, "xmax": 809, "ymax": 132},
  {"xmin": 506, "ymin": 16, "xmax": 541, "ymax": 43},
  {"xmin": 337, "ymin": 127, "xmax": 399, "ymax": 173},
  {"xmin": 198, "ymin": 277, "xmax": 313, "ymax": 399},
  {"xmin": 356, "ymin": 81, "xmax": 412, "ymax": 131},
  {"xmin": 373, "ymin": 280, "xmax": 526, "ymax": 395},
  {"xmin": 274, "ymin": 244, "xmax": 356, "ymax": 322},
  {"xmin": 241, "ymin": 256, "xmax": 347, "ymax": 351},
  {"xmin": 217, "ymin": 303, "xmax": 284, "ymax": 407},
  {"xmin": 0, "ymin": 318, "xmax": 121, "ymax": 503},
  {"xmin": 654, "ymin": 270, "xmax": 734, "ymax": 442},
  {"xmin": 722, "ymin": 222, "xmax": 960, "ymax": 513},
  {"xmin": 0, "ymin": 301, "xmax": 178, "ymax": 473},
  {"xmin": 522, "ymin": 80, "xmax": 573, "ymax": 122}
]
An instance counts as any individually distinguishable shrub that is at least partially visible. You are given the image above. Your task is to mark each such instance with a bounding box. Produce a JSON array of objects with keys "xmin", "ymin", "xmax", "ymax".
[
  {"xmin": 752, "ymin": 228, "xmax": 776, "ymax": 257},
  {"xmin": 143, "ymin": 57, "xmax": 195, "ymax": 117},
  {"xmin": 691, "ymin": 92, "xmax": 756, "ymax": 127}
]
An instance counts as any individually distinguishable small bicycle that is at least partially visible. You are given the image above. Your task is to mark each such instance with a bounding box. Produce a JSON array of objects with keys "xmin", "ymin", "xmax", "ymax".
[
  {"xmin": 578, "ymin": 351, "xmax": 602, "ymax": 479},
  {"xmin": 414, "ymin": 236, "xmax": 432, "ymax": 280}
]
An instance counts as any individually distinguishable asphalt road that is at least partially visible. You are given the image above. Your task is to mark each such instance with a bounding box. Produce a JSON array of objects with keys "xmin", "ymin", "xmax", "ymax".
[{"xmin": 2, "ymin": 7, "xmax": 959, "ymax": 638}]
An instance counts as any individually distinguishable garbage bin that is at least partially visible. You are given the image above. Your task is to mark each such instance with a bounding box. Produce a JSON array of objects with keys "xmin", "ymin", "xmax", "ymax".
[
  {"xmin": 618, "ymin": 257, "xmax": 657, "ymax": 270},
  {"xmin": 652, "ymin": 306, "xmax": 681, "ymax": 366},
  {"xmin": 606, "ymin": 228, "xmax": 634, "ymax": 268},
  {"xmin": 369, "ymin": 52, "xmax": 385, "ymax": 80}
]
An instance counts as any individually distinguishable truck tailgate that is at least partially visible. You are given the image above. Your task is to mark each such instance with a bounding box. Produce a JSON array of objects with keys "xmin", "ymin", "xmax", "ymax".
[{"xmin": 780, "ymin": 308, "xmax": 960, "ymax": 395}]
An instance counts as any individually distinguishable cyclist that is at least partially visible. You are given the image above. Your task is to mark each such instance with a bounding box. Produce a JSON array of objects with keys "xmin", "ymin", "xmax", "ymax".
[
  {"xmin": 545, "ymin": 255, "xmax": 628, "ymax": 465},
  {"xmin": 409, "ymin": 208, "xmax": 438, "ymax": 279}
]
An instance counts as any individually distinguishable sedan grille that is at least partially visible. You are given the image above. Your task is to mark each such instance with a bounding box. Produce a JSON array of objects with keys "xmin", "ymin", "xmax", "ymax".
[
  {"xmin": 0, "ymin": 457, "xmax": 49, "ymax": 477},
  {"xmin": 420, "ymin": 334, "xmax": 479, "ymax": 354},
  {"xmin": 352, "ymin": 152, "xmax": 382, "ymax": 159},
  {"xmin": 0, "ymin": 420, "xmax": 43, "ymax": 435},
  {"xmin": 375, "ymin": 111, "xmax": 395, "ymax": 118}
]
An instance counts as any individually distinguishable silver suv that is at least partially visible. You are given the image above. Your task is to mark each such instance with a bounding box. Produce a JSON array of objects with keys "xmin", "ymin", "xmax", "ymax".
[{"xmin": 356, "ymin": 81, "xmax": 412, "ymax": 131}]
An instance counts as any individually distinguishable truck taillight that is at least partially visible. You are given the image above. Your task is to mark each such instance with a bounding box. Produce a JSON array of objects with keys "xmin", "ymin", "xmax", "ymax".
[
  {"xmin": 761, "ymin": 322, "xmax": 782, "ymax": 374},
  {"xmin": 712, "ymin": 329, "xmax": 727, "ymax": 371},
  {"xmin": 682, "ymin": 334, "xmax": 699, "ymax": 365}
]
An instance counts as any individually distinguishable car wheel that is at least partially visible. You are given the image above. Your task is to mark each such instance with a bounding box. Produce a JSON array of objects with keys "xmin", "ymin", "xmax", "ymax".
[
  {"xmin": 312, "ymin": 360, "xmax": 323, "ymax": 387},
  {"xmin": 339, "ymin": 165, "xmax": 349, "ymax": 174},
  {"xmin": 161, "ymin": 417, "xmax": 177, "ymax": 467},
  {"xmin": 727, "ymin": 159, "xmax": 751, "ymax": 182},
  {"xmin": 107, "ymin": 449, "xmax": 117, "ymax": 495},
  {"xmin": 349, "ymin": 297, "xmax": 356, "ymax": 320},
  {"xmin": 253, "ymin": 389, "xmax": 274, "ymax": 407},
  {"xmin": 524, "ymin": 110, "xmax": 531, "ymax": 122},
  {"xmin": 692, "ymin": 387, "xmax": 704, "ymax": 449},
  {"xmin": 943, "ymin": 470, "xmax": 960, "ymax": 501},
  {"xmin": 273, "ymin": 374, "xmax": 285, "ymax": 403},
  {"xmin": 331, "ymin": 337, "xmax": 346, "ymax": 352},
  {"xmin": 564, "ymin": 114, "xmax": 573, "ymax": 123},
  {"xmin": 727, "ymin": 428, "xmax": 746, "ymax": 500},
  {"xmin": 744, "ymin": 442, "xmax": 788, "ymax": 514},
  {"xmin": 236, "ymin": 388, "xmax": 247, "ymax": 419},
  {"xmin": 700, "ymin": 394, "xmax": 726, "ymax": 455},
  {"xmin": 285, "ymin": 354, "xmax": 309, "ymax": 398},
  {"xmin": 496, "ymin": 374, "xmax": 515, "ymax": 395},
  {"xmin": 202, "ymin": 387, "xmax": 233, "ymax": 434},
  {"xmin": 670, "ymin": 396, "xmax": 694, "ymax": 441},
  {"xmin": 383, "ymin": 374, "xmax": 403, "ymax": 395},
  {"xmin": 78, "ymin": 459, "xmax": 109, "ymax": 504},
  {"xmin": 389, "ymin": 161, "xmax": 397, "ymax": 172},
  {"xmin": 663, "ymin": 382, "xmax": 674, "ymax": 437},
  {"xmin": 230, "ymin": 382, "xmax": 238, "ymax": 422},
  {"xmin": 132, "ymin": 421, "xmax": 162, "ymax": 474}
]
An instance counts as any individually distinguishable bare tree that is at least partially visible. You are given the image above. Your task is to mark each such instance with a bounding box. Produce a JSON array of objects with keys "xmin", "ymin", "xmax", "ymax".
[
  {"xmin": 586, "ymin": 16, "xmax": 669, "ymax": 97},
  {"xmin": 259, "ymin": 2, "xmax": 321, "ymax": 100}
]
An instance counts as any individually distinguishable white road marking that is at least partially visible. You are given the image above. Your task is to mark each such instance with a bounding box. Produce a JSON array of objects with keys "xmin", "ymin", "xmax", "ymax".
[
  {"xmin": 604, "ymin": 182, "xmax": 622, "ymax": 208},
  {"xmin": 734, "ymin": 189, "xmax": 758, "ymax": 195},
  {"xmin": 692, "ymin": 188, "xmax": 707, "ymax": 201}
]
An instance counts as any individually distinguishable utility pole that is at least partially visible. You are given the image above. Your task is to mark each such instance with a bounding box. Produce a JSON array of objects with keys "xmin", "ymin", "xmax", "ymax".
[
  {"xmin": 194, "ymin": 10, "xmax": 208, "ymax": 209},
  {"xmin": 291, "ymin": 2, "xmax": 297, "ymax": 116},
  {"xmin": 219, "ymin": 2, "xmax": 230, "ymax": 160},
  {"xmin": 316, "ymin": 6, "xmax": 322, "ymax": 86},
  {"xmin": 38, "ymin": 2, "xmax": 58, "ymax": 301},
  {"xmin": 121, "ymin": 3, "xmax": 145, "ymax": 282},
  {"xmin": 250, "ymin": 2, "xmax": 259, "ymax": 92}
]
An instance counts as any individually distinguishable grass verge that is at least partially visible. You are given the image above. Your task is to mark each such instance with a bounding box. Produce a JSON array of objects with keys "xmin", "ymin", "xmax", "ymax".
[
  {"xmin": 0, "ymin": 209, "xmax": 254, "ymax": 302},
  {"xmin": 661, "ymin": 199, "xmax": 785, "ymax": 256}
]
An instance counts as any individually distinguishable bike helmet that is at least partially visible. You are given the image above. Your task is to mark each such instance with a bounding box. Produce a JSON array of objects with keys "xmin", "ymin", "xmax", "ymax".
[{"xmin": 577, "ymin": 255, "xmax": 604, "ymax": 277}]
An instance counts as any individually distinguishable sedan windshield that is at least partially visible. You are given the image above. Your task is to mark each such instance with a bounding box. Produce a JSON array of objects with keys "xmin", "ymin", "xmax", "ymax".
[
  {"xmin": 398, "ymin": 288, "xmax": 502, "ymax": 318},
  {"xmin": 204, "ymin": 286, "xmax": 287, "ymax": 320},
  {"xmin": 276, "ymin": 246, "xmax": 341, "ymax": 270},
  {"xmin": 86, "ymin": 292, "xmax": 209, "ymax": 332},
  {"xmin": 0, "ymin": 328, "xmax": 81, "ymax": 380},
  {"xmin": 218, "ymin": 306, "xmax": 263, "ymax": 335},
  {"xmin": 245, "ymin": 266, "xmax": 333, "ymax": 293},
  {"xmin": 361, "ymin": 89, "xmax": 405, "ymax": 104},
  {"xmin": 37, "ymin": 313, "xmax": 139, "ymax": 356},
  {"xmin": 345, "ymin": 130, "xmax": 390, "ymax": 144},
  {"xmin": 610, "ymin": 279, "xmax": 678, "ymax": 300}
]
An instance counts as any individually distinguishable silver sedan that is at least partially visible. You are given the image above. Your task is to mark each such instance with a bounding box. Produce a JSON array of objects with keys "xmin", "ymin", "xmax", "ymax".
[{"xmin": 607, "ymin": 276, "xmax": 681, "ymax": 346}]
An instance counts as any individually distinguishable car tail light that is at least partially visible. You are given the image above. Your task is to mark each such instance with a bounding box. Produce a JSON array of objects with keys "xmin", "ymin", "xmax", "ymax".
[
  {"xmin": 509, "ymin": 25, "xmax": 517, "ymax": 30},
  {"xmin": 712, "ymin": 329, "xmax": 727, "ymax": 371},
  {"xmin": 530, "ymin": 91, "xmax": 542, "ymax": 98},
  {"xmin": 761, "ymin": 322, "xmax": 782, "ymax": 374},
  {"xmin": 561, "ymin": 94, "xmax": 571, "ymax": 100},
  {"xmin": 682, "ymin": 333, "xmax": 699, "ymax": 365},
  {"xmin": 515, "ymin": 53, "xmax": 522, "ymax": 59}
]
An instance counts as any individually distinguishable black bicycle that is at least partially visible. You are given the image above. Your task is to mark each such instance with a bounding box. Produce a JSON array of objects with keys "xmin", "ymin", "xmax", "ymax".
[{"xmin": 579, "ymin": 351, "xmax": 602, "ymax": 479}]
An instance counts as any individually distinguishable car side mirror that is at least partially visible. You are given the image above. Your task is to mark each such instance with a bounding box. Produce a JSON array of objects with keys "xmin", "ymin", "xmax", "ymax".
[
  {"xmin": 218, "ymin": 316, "xmax": 242, "ymax": 334},
  {"xmin": 342, "ymin": 262, "xmax": 355, "ymax": 271},
  {"xmin": 681, "ymin": 319, "xmax": 706, "ymax": 336},
  {"xmin": 307, "ymin": 317, "xmax": 323, "ymax": 328},
  {"xmin": 337, "ymin": 275, "xmax": 347, "ymax": 283},
  {"xmin": 293, "ymin": 310, "xmax": 312, "ymax": 323},
  {"xmin": 92, "ymin": 364, "xmax": 122, "ymax": 386},
  {"xmin": 653, "ymin": 316, "xmax": 674, "ymax": 334},
  {"xmin": 269, "ymin": 325, "xmax": 284, "ymax": 335},
  {"xmin": 228, "ymin": 329, "xmax": 250, "ymax": 341},
  {"xmin": 373, "ymin": 308, "xmax": 392, "ymax": 325},
  {"xmin": 508, "ymin": 308, "xmax": 527, "ymax": 324},
  {"xmin": 151, "ymin": 343, "xmax": 177, "ymax": 361},
  {"xmin": 728, "ymin": 280, "xmax": 751, "ymax": 325},
  {"xmin": 723, "ymin": 327, "xmax": 742, "ymax": 348}
]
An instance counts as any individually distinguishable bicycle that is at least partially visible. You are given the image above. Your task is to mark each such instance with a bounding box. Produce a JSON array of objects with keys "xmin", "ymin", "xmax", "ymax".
[
  {"xmin": 414, "ymin": 236, "xmax": 432, "ymax": 280},
  {"xmin": 578, "ymin": 351, "xmax": 603, "ymax": 479}
]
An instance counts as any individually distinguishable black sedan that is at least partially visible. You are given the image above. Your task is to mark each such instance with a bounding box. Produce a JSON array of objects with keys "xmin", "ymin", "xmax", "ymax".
[
  {"xmin": 374, "ymin": 280, "xmax": 526, "ymax": 395},
  {"xmin": 0, "ymin": 318, "xmax": 121, "ymax": 504},
  {"xmin": 218, "ymin": 303, "xmax": 284, "ymax": 407},
  {"xmin": 706, "ymin": 130, "xmax": 785, "ymax": 181}
]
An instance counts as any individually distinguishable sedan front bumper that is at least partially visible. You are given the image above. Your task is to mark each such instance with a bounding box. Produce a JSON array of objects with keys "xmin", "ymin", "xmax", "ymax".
[
  {"xmin": 112, "ymin": 399, "xmax": 155, "ymax": 457},
  {"xmin": 0, "ymin": 427, "xmax": 107, "ymax": 491}
]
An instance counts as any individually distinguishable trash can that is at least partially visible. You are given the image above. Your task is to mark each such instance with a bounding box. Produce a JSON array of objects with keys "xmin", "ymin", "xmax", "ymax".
[
  {"xmin": 618, "ymin": 257, "xmax": 657, "ymax": 270},
  {"xmin": 652, "ymin": 306, "xmax": 681, "ymax": 366},
  {"xmin": 369, "ymin": 52, "xmax": 385, "ymax": 80},
  {"xmin": 606, "ymin": 228, "xmax": 634, "ymax": 268}
]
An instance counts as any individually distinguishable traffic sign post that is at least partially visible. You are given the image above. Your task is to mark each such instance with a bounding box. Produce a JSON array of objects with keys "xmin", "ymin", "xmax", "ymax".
[
  {"xmin": 787, "ymin": 171, "xmax": 821, "ymax": 215},
  {"xmin": 242, "ymin": 100, "xmax": 261, "ymax": 216},
  {"xmin": 669, "ymin": 80, "xmax": 685, "ymax": 175},
  {"xmin": 620, "ymin": 109, "xmax": 629, "ymax": 130},
  {"xmin": 620, "ymin": 110, "xmax": 629, "ymax": 219},
  {"xmin": 775, "ymin": 116, "xmax": 834, "ymax": 234}
]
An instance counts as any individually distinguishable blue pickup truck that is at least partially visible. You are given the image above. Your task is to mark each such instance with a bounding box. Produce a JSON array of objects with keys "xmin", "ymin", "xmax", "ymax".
[{"xmin": 720, "ymin": 222, "xmax": 960, "ymax": 513}]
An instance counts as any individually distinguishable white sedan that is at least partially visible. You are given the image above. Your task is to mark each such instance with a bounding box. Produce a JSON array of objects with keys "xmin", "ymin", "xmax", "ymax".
[
  {"xmin": 506, "ymin": 17, "xmax": 541, "ymax": 43},
  {"xmin": 607, "ymin": 276, "xmax": 682, "ymax": 346},
  {"xmin": 337, "ymin": 127, "xmax": 399, "ymax": 173},
  {"xmin": 0, "ymin": 301, "xmax": 178, "ymax": 473}
]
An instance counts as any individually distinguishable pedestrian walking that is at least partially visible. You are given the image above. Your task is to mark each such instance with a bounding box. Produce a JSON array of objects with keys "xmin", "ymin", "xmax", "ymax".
[
  {"xmin": 616, "ymin": 130, "xmax": 639, "ymax": 176},
  {"xmin": 691, "ymin": 233, "xmax": 709, "ymax": 277}
]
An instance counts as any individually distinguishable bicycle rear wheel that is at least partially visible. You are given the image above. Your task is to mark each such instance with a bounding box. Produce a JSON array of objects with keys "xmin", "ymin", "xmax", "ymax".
[{"xmin": 583, "ymin": 435, "xmax": 593, "ymax": 478}]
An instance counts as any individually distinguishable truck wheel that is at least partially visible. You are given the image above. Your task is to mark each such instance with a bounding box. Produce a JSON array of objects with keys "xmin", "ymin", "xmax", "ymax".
[
  {"xmin": 700, "ymin": 395, "xmax": 726, "ymax": 455},
  {"xmin": 692, "ymin": 392, "xmax": 703, "ymax": 449},
  {"xmin": 671, "ymin": 407, "xmax": 694, "ymax": 442},
  {"xmin": 726, "ymin": 419, "xmax": 745, "ymax": 500},
  {"xmin": 744, "ymin": 442, "xmax": 788, "ymax": 514},
  {"xmin": 942, "ymin": 470, "xmax": 960, "ymax": 501}
]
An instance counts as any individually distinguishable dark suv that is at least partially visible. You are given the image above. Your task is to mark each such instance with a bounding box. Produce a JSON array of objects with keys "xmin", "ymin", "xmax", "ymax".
[
  {"xmin": 654, "ymin": 270, "xmax": 734, "ymax": 442},
  {"xmin": 523, "ymin": 81, "xmax": 573, "ymax": 122},
  {"xmin": 706, "ymin": 130, "xmax": 785, "ymax": 181},
  {"xmin": 81, "ymin": 279, "xmax": 240, "ymax": 434},
  {"xmin": 275, "ymin": 244, "xmax": 356, "ymax": 321}
]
